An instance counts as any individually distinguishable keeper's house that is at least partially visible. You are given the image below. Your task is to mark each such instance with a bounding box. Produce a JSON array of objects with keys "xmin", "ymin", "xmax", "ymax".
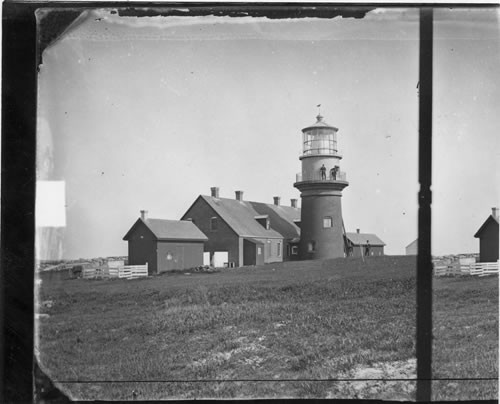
[
  {"xmin": 344, "ymin": 230, "xmax": 385, "ymax": 257},
  {"xmin": 474, "ymin": 207, "xmax": 499, "ymax": 263},
  {"xmin": 181, "ymin": 187, "xmax": 301, "ymax": 267},
  {"xmin": 123, "ymin": 211, "xmax": 208, "ymax": 274}
]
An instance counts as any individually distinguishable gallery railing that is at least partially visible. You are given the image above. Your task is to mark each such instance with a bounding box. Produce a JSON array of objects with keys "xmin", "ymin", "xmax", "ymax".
[{"xmin": 296, "ymin": 171, "xmax": 347, "ymax": 182}]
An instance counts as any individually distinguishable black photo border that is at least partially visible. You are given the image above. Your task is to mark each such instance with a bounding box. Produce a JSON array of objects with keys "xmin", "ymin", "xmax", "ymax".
[{"xmin": 1, "ymin": 3, "xmax": 498, "ymax": 403}]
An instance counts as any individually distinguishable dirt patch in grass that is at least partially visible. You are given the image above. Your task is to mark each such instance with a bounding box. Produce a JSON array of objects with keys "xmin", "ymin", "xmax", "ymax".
[{"xmin": 324, "ymin": 358, "xmax": 416, "ymax": 400}]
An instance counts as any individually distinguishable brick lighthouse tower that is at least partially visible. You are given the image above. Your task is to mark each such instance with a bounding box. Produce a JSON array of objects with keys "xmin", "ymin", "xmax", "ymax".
[{"xmin": 294, "ymin": 110, "xmax": 349, "ymax": 260}]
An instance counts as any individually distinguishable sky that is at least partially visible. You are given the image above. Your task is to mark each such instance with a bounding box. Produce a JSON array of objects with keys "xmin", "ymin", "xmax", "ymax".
[{"xmin": 36, "ymin": 7, "xmax": 499, "ymax": 260}]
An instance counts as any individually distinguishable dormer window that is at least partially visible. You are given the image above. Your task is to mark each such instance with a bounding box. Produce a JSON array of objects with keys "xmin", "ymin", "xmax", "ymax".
[{"xmin": 255, "ymin": 215, "xmax": 270, "ymax": 230}]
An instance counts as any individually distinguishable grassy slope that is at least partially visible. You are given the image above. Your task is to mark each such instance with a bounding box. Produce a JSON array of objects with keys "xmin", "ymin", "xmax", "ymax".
[
  {"xmin": 433, "ymin": 275, "xmax": 498, "ymax": 401},
  {"xmin": 36, "ymin": 256, "xmax": 497, "ymax": 400}
]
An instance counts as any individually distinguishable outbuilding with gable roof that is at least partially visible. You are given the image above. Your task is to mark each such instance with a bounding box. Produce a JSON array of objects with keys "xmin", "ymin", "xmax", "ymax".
[
  {"xmin": 123, "ymin": 211, "xmax": 208, "ymax": 274},
  {"xmin": 474, "ymin": 208, "xmax": 499, "ymax": 263},
  {"xmin": 344, "ymin": 229, "xmax": 386, "ymax": 257}
]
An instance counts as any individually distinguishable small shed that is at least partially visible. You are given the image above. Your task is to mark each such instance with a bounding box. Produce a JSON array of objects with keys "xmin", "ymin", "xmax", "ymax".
[
  {"xmin": 345, "ymin": 230, "xmax": 385, "ymax": 257},
  {"xmin": 474, "ymin": 208, "xmax": 499, "ymax": 263},
  {"xmin": 123, "ymin": 211, "xmax": 208, "ymax": 274},
  {"xmin": 406, "ymin": 239, "xmax": 418, "ymax": 256}
]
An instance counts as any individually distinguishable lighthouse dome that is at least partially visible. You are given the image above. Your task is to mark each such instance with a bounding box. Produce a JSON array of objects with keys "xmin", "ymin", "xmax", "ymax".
[{"xmin": 302, "ymin": 114, "xmax": 339, "ymax": 132}]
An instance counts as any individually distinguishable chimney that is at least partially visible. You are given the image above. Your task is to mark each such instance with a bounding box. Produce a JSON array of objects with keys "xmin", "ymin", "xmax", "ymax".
[
  {"xmin": 140, "ymin": 210, "xmax": 148, "ymax": 221},
  {"xmin": 211, "ymin": 187, "xmax": 219, "ymax": 198},
  {"xmin": 273, "ymin": 196, "xmax": 281, "ymax": 206},
  {"xmin": 356, "ymin": 228, "xmax": 360, "ymax": 234},
  {"xmin": 291, "ymin": 199, "xmax": 298, "ymax": 208},
  {"xmin": 235, "ymin": 190, "xmax": 243, "ymax": 201},
  {"xmin": 492, "ymin": 207, "xmax": 499, "ymax": 219}
]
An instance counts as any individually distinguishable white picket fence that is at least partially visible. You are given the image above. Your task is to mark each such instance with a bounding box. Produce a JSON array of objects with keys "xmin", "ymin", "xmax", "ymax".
[
  {"xmin": 111, "ymin": 264, "xmax": 149, "ymax": 279},
  {"xmin": 82, "ymin": 263, "xmax": 148, "ymax": 280},
  {"xmin": 464, "ymin": 261, "xmax": 499, "ymax": 277},
  {"xmin": 434, "ymin": 266, "xmax": 463, "ymax": 277},
  {"xmin": 434, "ymin": 261, "xmax": 498, "ymax": 277}
]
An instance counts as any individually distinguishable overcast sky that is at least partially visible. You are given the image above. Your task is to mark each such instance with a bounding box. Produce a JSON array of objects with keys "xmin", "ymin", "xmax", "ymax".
[{"xmin": 36, "ymin": 8, "xmax": 499, "ymax": 260}]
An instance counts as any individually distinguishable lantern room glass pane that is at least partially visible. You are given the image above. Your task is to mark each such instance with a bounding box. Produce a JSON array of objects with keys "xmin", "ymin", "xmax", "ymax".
[{"xmin": 302, "ymin": 128, "xmax": 338, "ymax": 155}]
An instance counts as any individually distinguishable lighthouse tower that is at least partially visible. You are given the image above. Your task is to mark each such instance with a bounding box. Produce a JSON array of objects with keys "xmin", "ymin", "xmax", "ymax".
[{"xmin": 294, "ymin": 112, "xmax": 349, "ymax": 260}]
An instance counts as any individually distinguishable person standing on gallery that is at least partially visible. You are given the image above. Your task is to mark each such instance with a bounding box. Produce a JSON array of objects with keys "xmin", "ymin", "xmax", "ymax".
[{"xmin": 320, "ymin": 164, "xmax": 326, "ymax": 180}]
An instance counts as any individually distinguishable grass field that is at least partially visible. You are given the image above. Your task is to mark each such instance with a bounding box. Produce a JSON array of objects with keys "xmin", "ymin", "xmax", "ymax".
[{"xmin": 36, "ymin": 256, "xmax": 498, "ymax": 400}]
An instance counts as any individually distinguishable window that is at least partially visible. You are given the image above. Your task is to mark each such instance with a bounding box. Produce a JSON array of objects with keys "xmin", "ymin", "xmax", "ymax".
[
  {"xmin": 291, "ymin": 246, "xmax": 299, "ymax": 255},
  {"xmin": 277, "ymin": 242, "xmax": 281, "ymax": 257},
  {"xmin": 307, "ymin": 241, "xmax": 316, "ymax": 252},
  {"xmin": 323, "ymin": 216, "xmax": 333, "ymax": 228},
  {"xmin": 257, "ymin": 247, "xmax": 262, "ymax": 255},
  {"xmin": 255, "ymin": 216, "xmax": 270, "ymax": 229},
  {"xmin": 210, "ymin": 217, "xmax": 218, "ymax": 231}
]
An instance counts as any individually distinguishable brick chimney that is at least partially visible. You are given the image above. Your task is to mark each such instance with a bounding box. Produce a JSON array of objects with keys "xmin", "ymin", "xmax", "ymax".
[
  {"xmin": 140, "ymin": 210, "xmax": 148, "ymax": 221},
  {"xmin": 273, "ymin": 196, "xmax": 281, "ymax": 206},
  {"xmin": 291, "ymin": 199, "xmax": 298, "ymax": 208},
  {"xmin": 235, "ymin": 190, "xmax": 243, "ymax": 201},
  {"xmin": 356, "ymin": 228, "xmax": 360, "ymax": 234},
  {"xmin": 492, "ymin": 207, "xmax": 499, "ymax": 219},
  {"xmin": 211, "ymin": 187, "xmax": 219, "ymax": 198}
]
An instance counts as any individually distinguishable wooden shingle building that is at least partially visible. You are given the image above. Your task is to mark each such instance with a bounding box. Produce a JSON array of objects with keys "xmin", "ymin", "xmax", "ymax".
[
  {"xmin": 345, "ymin": 229, "xmax": 386, "ymax": 257},
  {"xmin": 474, "ymin": 207, "xmax": 499, "ymax": 263},
  {"xmin": 181, "ymin": 188, "xmax": 301, "ymax": 267},
  {"xmin": 123, "ymin": 211, "xmax": 208, "ymax": 274},
  {"xmin": 405, "ymin": 239, "xmax": 418, "ymax": 255}
]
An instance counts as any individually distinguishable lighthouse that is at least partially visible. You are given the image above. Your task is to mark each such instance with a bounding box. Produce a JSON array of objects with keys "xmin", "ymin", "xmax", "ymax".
[{"xmin": 294, "ymin": 111, "xmax": 349, "ymax": 260}]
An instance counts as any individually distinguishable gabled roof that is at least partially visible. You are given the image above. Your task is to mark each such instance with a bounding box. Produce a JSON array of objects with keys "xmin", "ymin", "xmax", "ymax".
[
  {"xmin": 345, "ymin": 232, "xmax": 385, "ymax": 246},
  {"xmin": 123, "ymin": 218, "xmax": 208, "ymax": 241},
  {"xmin": 406, "ymin": 239, "xmax": 418, "ymax": 248},
  {"xmin": 247, "ymin": 201, "xmax": 301, "ymax": 240},
  {"xmin": 197, "ymin": 195, "xmax": 300, "ymax": 240},
  {"xmin": 243, "ymin": 237, "xmax": 265, "ymax": 245},
  {"xmin": 474, "ymin": 214, "xmax": 499, "ymax": 238}
]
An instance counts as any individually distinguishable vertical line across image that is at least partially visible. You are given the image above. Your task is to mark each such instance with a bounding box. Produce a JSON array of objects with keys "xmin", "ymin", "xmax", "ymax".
[{"xmin": 417, "ymin": 7, "xmax": 433, "ymax": 403}]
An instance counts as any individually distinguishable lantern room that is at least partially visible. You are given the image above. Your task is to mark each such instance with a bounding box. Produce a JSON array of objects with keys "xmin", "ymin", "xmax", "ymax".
[{"xmin": 301, "ymin": 114, "xmax": 338, "ymax": 156}]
